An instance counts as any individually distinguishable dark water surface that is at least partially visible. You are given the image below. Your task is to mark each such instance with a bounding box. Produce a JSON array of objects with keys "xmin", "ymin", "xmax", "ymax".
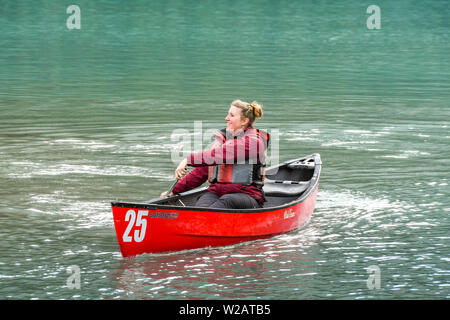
[{"xmin": 0, "ymin": 0, "xmax": 449, "ymax": 299}]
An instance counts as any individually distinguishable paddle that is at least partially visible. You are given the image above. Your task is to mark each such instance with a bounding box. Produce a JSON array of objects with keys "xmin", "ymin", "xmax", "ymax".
[
  {"xmin": 161, "ymin": 179, "xmax": 186, "ymax": 207},
  {"xmin": 165, "ymin": 179, "xmax": 178, "ymax": 197}
]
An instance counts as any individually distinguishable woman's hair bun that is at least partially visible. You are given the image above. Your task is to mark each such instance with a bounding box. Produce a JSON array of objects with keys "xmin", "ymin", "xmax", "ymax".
[{"xmin": 250, "ymin": 101, "xmax": 263, "ymax": 118}]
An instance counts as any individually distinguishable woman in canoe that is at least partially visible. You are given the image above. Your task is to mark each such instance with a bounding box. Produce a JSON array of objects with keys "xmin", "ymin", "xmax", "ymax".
[{"xmin": 161, "ymin": 99, "xmax": 269, "ymax": 209}]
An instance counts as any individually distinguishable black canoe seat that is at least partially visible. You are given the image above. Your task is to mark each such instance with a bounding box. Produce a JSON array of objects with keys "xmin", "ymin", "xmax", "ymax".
[{"xmin": 263, "ymin": 180, "xmax": 310, "ymax": 197}]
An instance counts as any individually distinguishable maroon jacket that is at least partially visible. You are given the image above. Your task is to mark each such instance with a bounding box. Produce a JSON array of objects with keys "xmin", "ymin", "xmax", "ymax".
[{"xmin": 172, "ymin": 126, "xmax": 267, "ymax": 204}]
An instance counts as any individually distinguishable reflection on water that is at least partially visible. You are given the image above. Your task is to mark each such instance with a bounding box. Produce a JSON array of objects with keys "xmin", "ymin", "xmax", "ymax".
[{"xmin": 111, "ymin": 230, "xmax": 321, "ymax": 300}]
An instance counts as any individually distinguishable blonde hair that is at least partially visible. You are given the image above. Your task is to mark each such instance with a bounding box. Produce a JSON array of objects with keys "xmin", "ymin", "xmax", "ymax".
[{"xmin": 231, "ymin": 99, "xmax": 263, "ymax": 127}]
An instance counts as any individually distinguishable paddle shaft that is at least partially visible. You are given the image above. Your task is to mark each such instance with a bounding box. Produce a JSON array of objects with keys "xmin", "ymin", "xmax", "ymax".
[{"xmin": 166, "ymin": 179, "xmax": 178, "ymax": 197}]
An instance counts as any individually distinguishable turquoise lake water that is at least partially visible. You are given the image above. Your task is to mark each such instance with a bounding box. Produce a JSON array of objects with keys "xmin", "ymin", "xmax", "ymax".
[{"xmin": 0, "ymin": 0, "xmax": 449, "ymax": 299}]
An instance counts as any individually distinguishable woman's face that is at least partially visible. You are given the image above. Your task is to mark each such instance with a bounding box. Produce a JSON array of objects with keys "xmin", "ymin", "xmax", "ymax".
[{"xmin": 225, "ymin": 106, "xmax": 249, "ymax": 134}]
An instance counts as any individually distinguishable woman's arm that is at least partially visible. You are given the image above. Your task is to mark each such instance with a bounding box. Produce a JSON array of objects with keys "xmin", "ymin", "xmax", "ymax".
[
  {"xmin": 172, "ymin": 166, "xmax": 209, "ymax": 194},
  {"xmin": 187, "ymin": 133, "xmax": 266, "ymax": 167}
]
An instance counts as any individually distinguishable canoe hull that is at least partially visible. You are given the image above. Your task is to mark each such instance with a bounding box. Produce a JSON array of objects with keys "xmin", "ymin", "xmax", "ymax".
[{"xmin": 112, "ymin": 183, "xmax": 318, "ymax": 257}]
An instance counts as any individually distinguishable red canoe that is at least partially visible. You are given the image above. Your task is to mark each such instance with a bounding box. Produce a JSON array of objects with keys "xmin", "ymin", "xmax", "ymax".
[{"xmin": 111, "ymin": 153, "xmax": 322, "ymax": 257}]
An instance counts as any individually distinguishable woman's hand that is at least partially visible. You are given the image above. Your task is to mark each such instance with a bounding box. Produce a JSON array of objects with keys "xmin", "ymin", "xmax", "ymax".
[
  {"xmin": 175, "ymin": 158, "xmax": 188, "ymax": 180},
  {"xmin": 160, "ymin": 191, "xmax": 174, "ymax": 197}
]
